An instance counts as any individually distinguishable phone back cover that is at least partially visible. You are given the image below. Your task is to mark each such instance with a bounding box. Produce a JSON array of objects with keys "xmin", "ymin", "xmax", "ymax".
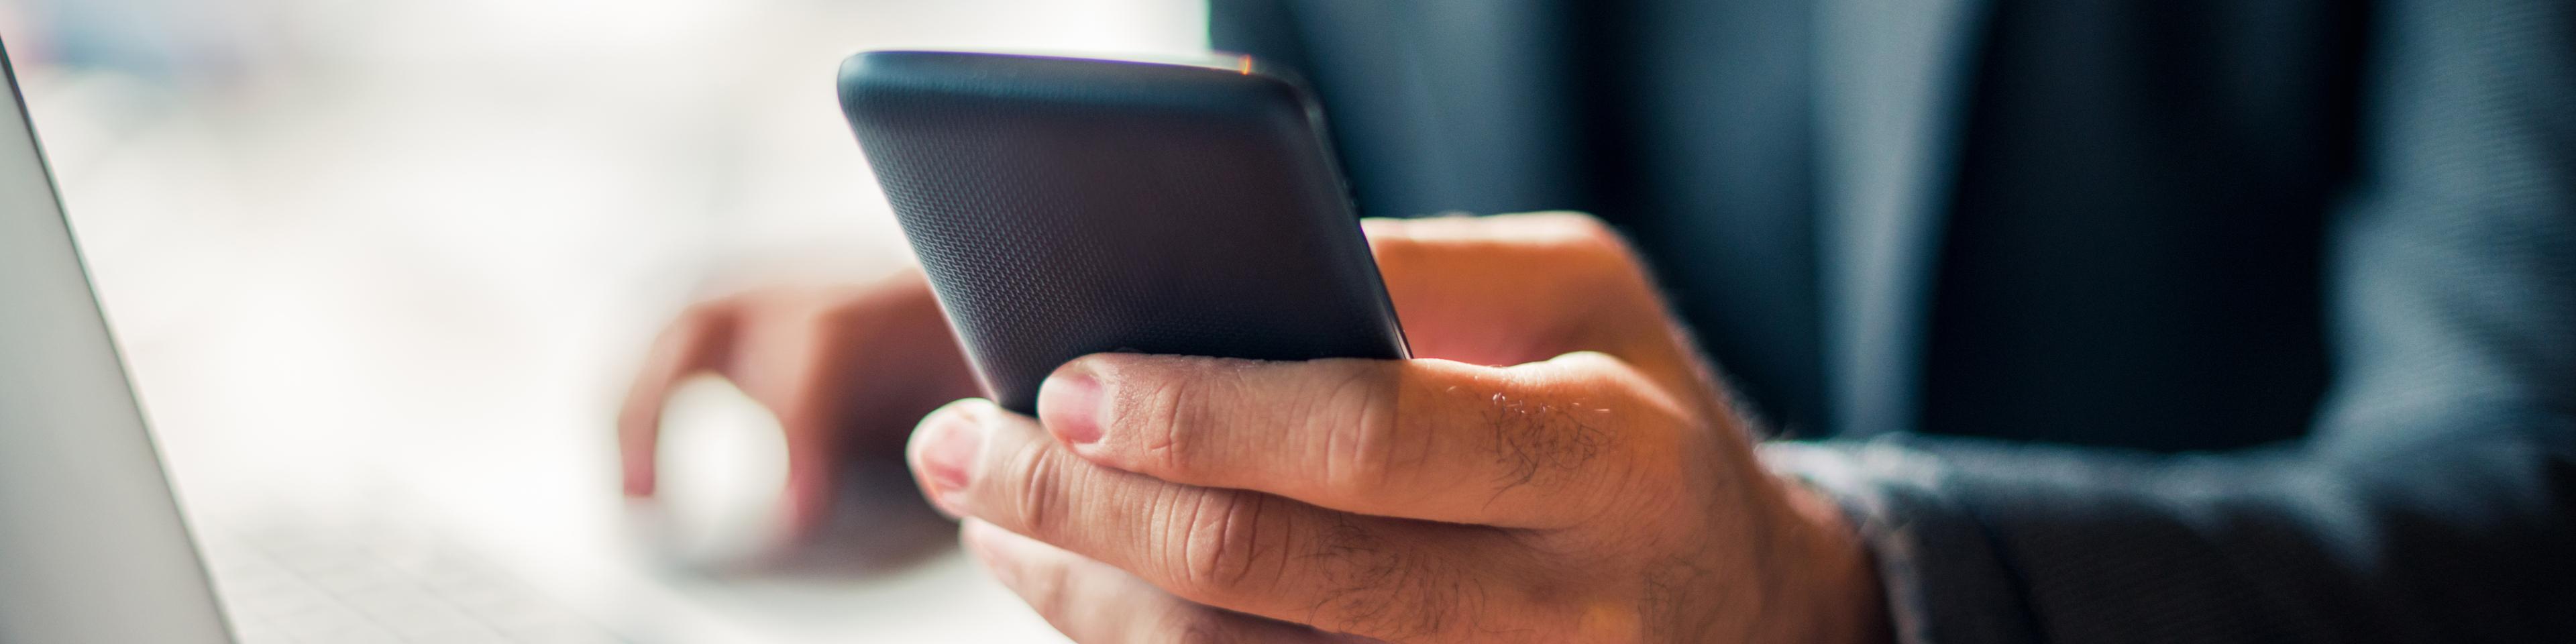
[{"xmin": 839, "ymin": 51, "xmax": 1407, "ymax": 413}]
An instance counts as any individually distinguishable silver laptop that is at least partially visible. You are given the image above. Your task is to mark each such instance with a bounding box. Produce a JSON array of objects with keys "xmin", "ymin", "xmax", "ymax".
[
  {"xmin": 1, "ymin": 40, "xmax": 630, "ymax": 644},
  {"xmin": 0, "ymin": 36, "xmax": 237, "ymax": 643}
]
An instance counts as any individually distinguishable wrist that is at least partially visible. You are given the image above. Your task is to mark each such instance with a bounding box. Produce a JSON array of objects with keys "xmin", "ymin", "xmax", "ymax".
[{"xmin": 1766, "ymin": 474, "xmax": 1895, "ymax": 644}]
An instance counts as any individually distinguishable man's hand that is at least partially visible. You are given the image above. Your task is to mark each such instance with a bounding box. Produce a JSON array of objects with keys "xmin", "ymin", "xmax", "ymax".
[
  {"xmin": 908, "ymin": 214, "xmax": 1892, "ymax": 643},
  {"xmin": 618, "ymin": 270, "xmax": 979, "ymax": 534}
]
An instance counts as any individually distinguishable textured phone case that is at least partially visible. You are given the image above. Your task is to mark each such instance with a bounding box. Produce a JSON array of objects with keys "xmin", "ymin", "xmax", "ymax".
[{"xmin": 838, "ymin": 51, "xmax": 1408, "ymax": 414}]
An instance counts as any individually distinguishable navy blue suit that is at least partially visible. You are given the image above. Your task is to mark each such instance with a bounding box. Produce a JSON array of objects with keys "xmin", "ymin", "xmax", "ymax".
[{"xmin": 1213, "ymin": 0, "xmax": 2576, "ymax": 640}]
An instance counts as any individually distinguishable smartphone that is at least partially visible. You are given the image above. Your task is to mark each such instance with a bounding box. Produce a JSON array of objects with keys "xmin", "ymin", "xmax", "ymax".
[{"xmin": 837, "ymin": 50, "xmax": 1409, "ymax": 415}]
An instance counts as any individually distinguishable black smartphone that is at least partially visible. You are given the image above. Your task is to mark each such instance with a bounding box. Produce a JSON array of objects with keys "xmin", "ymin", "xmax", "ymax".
[{"xmin": 837, "ymin": 50, "xmax": 1409, "ymax": 415}]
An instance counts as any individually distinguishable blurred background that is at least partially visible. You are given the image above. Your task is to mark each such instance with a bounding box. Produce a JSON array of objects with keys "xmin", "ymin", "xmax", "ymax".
[{"xmin": 3, "ymin": 0, "xmax": 1203, "ymax": 641}]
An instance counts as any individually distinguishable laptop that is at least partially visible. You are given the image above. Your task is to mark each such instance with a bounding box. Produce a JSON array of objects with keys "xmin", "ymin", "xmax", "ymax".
[
  {"xmin": 0, "ymin": 36, "xmax": 237, "ymax": 642},
  {"xmin": 0, "ymin": 36, "xmax": 644, "ymax": 643}
]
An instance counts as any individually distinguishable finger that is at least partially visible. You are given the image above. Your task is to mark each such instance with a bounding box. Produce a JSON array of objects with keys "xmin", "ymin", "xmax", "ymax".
[
  {"xmin": 727, "ymin": 293, "xmax": 886, "ymax": 534},
  {"xmin": 722, "ymin": 272, "xmax": 974, "ymax": 533},
  {"xmin": 773, "ymin": 346, "xmax": 847, "ymax": 534},
  {"xmin": 961, "ymin": 519, "xmax": 1350, "ymax": 644},
  {"xmin": 1360, "ymin": 213, "xmax": 1675, "ymax": 367},
  {"xmin": 911, "ymin": 400, "xmax": 1514, "ymax": 641},
  {"xmin": 806, "ymin": 268, "xmax": 983, "ymax": 457},
  {"xmin": 1036, "ymin": 352, "xmax": 1685, "ymax": 528},
  {"xmin": 616, "ymin": 301, "xmax": 738, "ymax": 497}
]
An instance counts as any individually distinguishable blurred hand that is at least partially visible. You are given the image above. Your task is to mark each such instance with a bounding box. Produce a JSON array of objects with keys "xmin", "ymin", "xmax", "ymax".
[
  {"xmin": 618, "ymin": 269, "xmax": 979, "ymax": 534},
  {"xmin": 910, "ymin": 213, "xmax": 1892, "ymax": 643}
]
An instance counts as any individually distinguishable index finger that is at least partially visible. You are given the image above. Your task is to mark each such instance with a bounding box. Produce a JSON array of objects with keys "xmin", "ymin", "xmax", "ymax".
[
  {"xmin": 616, "ymin": 303, "xmax": 737, "ymax": 497},
  {"xmin": 1034, "ymin": 352, "xmax": 1690, "ymax": 529}
]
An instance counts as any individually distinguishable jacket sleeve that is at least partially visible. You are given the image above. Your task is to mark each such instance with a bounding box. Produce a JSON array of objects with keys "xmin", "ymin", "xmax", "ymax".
[{"xmin": 1766, "ymin": 0, "xmax": 2576, "ymax": 641}]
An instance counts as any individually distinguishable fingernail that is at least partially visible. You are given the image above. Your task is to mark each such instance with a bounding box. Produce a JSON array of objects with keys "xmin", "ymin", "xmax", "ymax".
[
  {"xmin": 917, "ymin": 407, "xmax": 985, "ymax": 492},
  {"xmin": 1038, "ymin": 364, "xmax": 1104, "ymax": 445}
]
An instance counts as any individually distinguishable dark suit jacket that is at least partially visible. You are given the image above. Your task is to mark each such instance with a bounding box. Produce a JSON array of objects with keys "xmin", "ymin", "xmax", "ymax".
[{"xmin": 1212, "ymin": 0, "xmax": 2576, "ymax": 641}]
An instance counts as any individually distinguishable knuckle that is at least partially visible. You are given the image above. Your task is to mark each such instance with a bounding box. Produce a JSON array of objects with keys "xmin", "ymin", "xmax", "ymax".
[
  {"xmin": 1542, "ymin": 350, "xmax": 1633, "ymax": 378},
  {"xmin": 1538, "ymin": 211, "xmax": 1634, "ymax": 260},
  {"xmin": 1004, "ymin": 441, "xmax": 1076, "ymax": 537},
  {"xmin": 1320, "ymin": 364, "xmax": 1409, "ymax": 496},
  {"xmin": 1532, "ymin": 356, "xmax": 1699, "ymax": 499},
  {"xmin": 1173, "ymin": 491, "xmax": 1285, "ymax": 598},
  {"xmin": 1554, "ymin": 210, "xmax": 1617, "ymax": 241},
  {"xmin": 1487, "ymin": 355, "xmax": 1665, "ymax": 492},
  {"xmin": 1119, "ymin": 358, "xmax": 1261, "ymax": 480},
  {"xmin": 1126, "ymin": 368, "xmax": 1208, "ymax": 476}
]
